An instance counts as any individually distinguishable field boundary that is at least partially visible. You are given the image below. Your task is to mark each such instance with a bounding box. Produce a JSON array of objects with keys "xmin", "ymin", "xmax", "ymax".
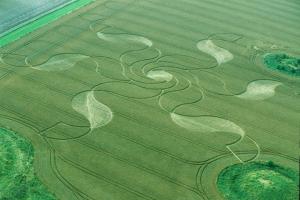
[{"xmin": 0, "ymin": 0, "xmax": 95, "ymax": 48}]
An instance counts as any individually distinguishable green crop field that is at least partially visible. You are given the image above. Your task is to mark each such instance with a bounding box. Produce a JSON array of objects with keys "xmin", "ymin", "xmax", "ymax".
[{"xmin": 0, "ymin": 0, "xmax": 299, "ymax": 199}]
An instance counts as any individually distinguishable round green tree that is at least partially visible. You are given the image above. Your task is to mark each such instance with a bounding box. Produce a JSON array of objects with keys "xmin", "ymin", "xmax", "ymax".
[
  {"xmin": 264, "ymin": 53, "xmax": 300, "ymax": 76},
  {"xmin": 217, "ymin": 161, "xmax": 299, "ymax": 200},
  {"xmin": 0, "ymin": 128, "xmax": 56, "ymax": 200}
]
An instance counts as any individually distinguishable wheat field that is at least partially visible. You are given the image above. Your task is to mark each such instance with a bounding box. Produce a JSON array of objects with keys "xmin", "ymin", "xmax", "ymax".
[{"xmin": 0, "ymin": 0, "xmax": 299, "ymax": 199}]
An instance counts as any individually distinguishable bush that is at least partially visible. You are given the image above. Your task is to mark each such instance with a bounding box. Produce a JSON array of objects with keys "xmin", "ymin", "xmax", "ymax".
[
  {"xmin": 217, "ymin": 161, "xmax": 299, "ymax": 200},
  {"xmin": 264, "ymin": 53, "xmax": 300, "ymax": 76}
]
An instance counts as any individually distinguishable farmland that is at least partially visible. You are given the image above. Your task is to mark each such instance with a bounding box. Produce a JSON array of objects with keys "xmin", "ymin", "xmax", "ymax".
[
  {"xmin": 0, "ymin": 0, "xmax": 299, "ymax": 199},
  {"xmin": 0, "ymin": 0, "xmax": 72, "ymax": 36}
]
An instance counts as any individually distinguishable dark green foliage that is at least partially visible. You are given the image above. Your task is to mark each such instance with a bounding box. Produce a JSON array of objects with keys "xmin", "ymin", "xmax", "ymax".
[
  {"xmin": 264, "ymin": 53, "xmax": 300, "ymax": 76},
  {"xmin": 0, "ymin": 128, "xmax": 56, "ymax": 200},
  {"xmin": 217, "ymin": 161, "xmax": 299, "ymax": 200}
]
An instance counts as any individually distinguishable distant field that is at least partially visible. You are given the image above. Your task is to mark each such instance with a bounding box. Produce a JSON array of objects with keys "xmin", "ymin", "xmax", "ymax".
[
  {"xmin": 0, "ymin": 0, "xmax": 94, "ymax": 47},
  {"xmin": 0, "ymin": 0, "xmax": 299, "ymax": 199},
  {"xmin": 0, "ymin": 0, "xmax": 72, "ymax": 36}
]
